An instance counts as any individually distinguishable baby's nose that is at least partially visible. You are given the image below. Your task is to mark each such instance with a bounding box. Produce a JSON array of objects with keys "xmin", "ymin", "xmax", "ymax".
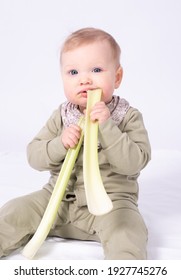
[{"xmin": 80, "ymin": 76, "xmax": 92, "ymax": 85}]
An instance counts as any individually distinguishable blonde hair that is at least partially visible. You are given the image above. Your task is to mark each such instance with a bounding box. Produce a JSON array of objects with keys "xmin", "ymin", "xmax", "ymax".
[{"xmin": 60, "ymin": 27, "xmax": 121, "ymax": 65}]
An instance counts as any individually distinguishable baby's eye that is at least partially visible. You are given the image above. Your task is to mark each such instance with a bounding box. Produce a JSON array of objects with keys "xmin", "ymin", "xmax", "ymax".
[
  {"xmin": 92, "ymin": 67, "xmax": 102, "ymax": 73},
  {"xmin": 69, "ymin": 69, "xmax": 78, "ymax": 75}
]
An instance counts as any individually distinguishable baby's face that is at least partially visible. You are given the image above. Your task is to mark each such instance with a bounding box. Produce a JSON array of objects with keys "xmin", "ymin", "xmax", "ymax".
[{"xmin": 61, "ymin": 41, "xmax": 122, "ymax": 112}]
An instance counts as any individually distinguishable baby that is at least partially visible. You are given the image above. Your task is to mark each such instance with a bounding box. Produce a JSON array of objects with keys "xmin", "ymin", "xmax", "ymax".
[{"xmin": 0, "ymin": 27, "xmax": 151, "ymax": 259}]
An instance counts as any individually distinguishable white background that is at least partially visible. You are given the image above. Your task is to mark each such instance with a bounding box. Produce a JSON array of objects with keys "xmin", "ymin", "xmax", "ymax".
[{"xmin": 0, "ymin": 0, "xmax": 181, "ymax": 152}]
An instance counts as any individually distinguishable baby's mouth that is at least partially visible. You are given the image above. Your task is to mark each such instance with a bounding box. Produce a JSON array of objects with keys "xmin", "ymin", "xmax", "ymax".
[
  {"xmin": 78, "ymin": 88, "xmax": 98, "ymax": 98},
  {"xmin": 80, "ymin": 91, "xmax": 88, "ymax": 98}
]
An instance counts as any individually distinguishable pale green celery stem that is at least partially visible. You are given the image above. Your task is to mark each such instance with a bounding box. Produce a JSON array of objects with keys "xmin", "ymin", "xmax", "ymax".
[
  {"xmin": 22, "ymin": 117, "xmax": 84, "ymax": 259},
  {"xmin": 83, "ymin": 89, "xmax": 113, "ymax": 216}
]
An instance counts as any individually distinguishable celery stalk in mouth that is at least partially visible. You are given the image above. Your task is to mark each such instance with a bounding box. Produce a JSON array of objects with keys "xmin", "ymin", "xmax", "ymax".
[{"xmin": 83, "ymin": 89, "xmax": 113, "ymax": 216}]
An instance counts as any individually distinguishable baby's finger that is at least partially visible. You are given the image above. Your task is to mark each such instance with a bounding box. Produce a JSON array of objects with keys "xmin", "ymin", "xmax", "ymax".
[{"xmin": 69, "ymin": 125, "xmax": 81, "ymax": 138}]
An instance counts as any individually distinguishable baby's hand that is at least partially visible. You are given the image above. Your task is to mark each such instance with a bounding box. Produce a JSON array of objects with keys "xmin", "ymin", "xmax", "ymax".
[
  {"xmin": 61, "ymin": 124, "xmax": 81, "ymax": 149},
  {"xmin": 90, "ymin": 101, "xmax": 110, "ymax": 124}
]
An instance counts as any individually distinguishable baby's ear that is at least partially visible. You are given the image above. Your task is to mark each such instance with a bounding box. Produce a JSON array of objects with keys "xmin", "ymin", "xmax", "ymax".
[{"xmin": 115, "ymin": 66, "xmax": 123, "ymax": 89}]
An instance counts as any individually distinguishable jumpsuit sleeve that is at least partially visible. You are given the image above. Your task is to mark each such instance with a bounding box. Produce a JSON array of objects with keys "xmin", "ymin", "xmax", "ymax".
[
  {"xmin": 27, "ymin": 107, "xmax": 67, "ymax": 171},
  {"xmin": 98, "ymin": 108, "xmax": 151, "ymax": 175}
]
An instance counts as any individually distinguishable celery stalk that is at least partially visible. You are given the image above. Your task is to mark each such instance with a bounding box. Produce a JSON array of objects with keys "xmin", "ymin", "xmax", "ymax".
[
  {"xmin": 22, "ymin": 117, "xmax": 84, "ymax": 259},
  {"xmin": 83, "ymin": 89, "xmax": 113, "ymax": 216}
]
